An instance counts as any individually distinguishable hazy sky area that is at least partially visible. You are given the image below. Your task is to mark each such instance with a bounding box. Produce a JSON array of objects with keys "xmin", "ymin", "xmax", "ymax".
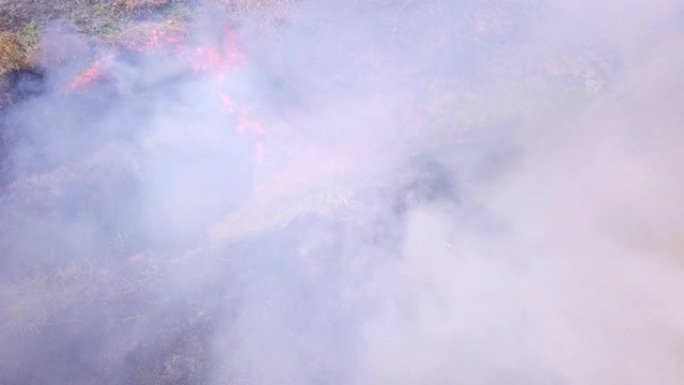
[{"xmin": 1, "ymin": 0, "xmax": 683, "ymax": 384}]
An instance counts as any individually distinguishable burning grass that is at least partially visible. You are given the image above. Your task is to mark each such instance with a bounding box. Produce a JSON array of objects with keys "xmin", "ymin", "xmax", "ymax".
[
  {"xmin": 116, "ymin": 19, "xmax": 188, "ymax": 50},
  {"xmin": 0, "ymin": 2, "xmax": 651, "ymax": 385}
]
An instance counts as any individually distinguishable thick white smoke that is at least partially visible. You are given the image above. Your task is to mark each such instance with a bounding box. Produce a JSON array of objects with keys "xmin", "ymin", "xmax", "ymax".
[{"xmin": 1, "ymin": 1, "xmax": 683, "ymax": 384}]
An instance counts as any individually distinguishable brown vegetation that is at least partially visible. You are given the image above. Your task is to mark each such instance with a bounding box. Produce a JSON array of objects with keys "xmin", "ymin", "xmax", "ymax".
[
  {"xmin": 0, "ymin": 31, "xmax": 29, "ymax": 76},
  {"xmin": 123, "ymin": 0, "xmax": 170, "ymax": 12}
]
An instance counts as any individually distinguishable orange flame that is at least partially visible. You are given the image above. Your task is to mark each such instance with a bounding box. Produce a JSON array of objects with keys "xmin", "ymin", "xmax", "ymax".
[
  {"xmin": 67, "ymin": 60, "xmax": 104, "ymax": 91},
  {"xmin": 65, "ymin": 26, "xmax": 270, "ymax": 163},
  {"xmin": 138, "ymin": 29, "xmax": 183, "ymax": 52}
]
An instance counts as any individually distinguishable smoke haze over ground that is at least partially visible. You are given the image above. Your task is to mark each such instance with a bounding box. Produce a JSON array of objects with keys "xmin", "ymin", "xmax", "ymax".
[{"xmin": 1, "ymin": 0, "xmax": 684, "ymax": 384}]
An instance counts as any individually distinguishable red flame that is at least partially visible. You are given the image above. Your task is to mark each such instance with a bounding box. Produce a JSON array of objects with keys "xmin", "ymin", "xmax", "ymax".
[
  {"xmin": 185, "ymin": 29, "xmax": 244, "ymax": 73},
  {"xmin": 67, "ymin": 60, "xmax": 105, "ymax": 91},
  {"xmin": 65, "ymin": 26, "xmax": 271, "ymax": 167},
  {"xmin": 182, "ymin": 29, "xmax": 266, "ymax": 144},
  {"xmin": 190, "ymin": 46, "xmax": 223, "ymax": 72},
  {"xmin": 137, "ymin": 29, "xmax": 183, "ymax": 52}
]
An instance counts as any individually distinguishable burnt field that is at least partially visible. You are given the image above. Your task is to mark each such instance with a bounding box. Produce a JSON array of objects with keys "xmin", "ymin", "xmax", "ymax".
[{"xmin": 1, "ymin": 1, "xmax": 684, "ymax": 385}]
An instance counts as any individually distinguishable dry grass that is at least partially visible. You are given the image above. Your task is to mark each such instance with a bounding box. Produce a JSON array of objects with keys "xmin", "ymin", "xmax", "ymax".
[
  {"xmin": 116, "ymin": 19, "xmax": 188, "ymax": 50},
  {"xmin": 0, "ymin": 31, "xmax": 29, "ymax": 76},
  {"xmin": 214, "ymin": 0, "xmax": 295, "ymax": 32},
  {"xmin": 123, "ymin": 0, "xmax": 170, "ymax": 12},
  {"xmin": 218, "ymin": 0, "xmax": 291, "ymax": 12},
  {"xmin": 0, "ymin": 75, "xmax": 11, "ymax": 107}
]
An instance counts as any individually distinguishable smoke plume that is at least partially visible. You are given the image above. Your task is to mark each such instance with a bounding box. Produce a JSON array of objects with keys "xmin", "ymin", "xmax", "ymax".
[{"xmin": 1, "ymin": 1, "xmax": 683, "ymax": 384}]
